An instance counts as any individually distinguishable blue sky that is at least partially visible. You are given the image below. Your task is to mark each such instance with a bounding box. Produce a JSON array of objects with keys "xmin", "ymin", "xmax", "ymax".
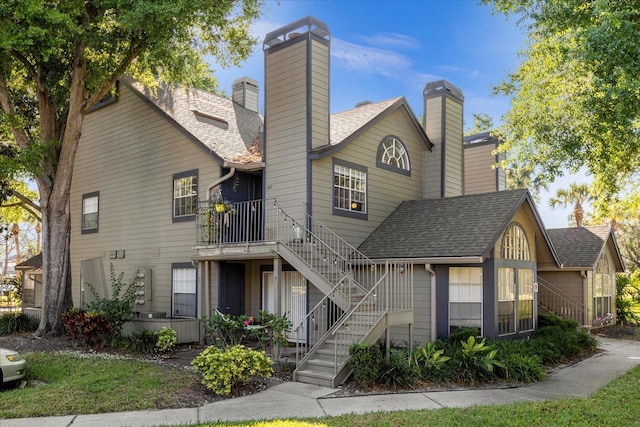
[{"xmin": 212, "ymin": 0, "xmax": 581, "ymax": 228}]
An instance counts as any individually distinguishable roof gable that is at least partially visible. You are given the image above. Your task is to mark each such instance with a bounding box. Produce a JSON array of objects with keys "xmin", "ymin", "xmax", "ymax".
[
  {"xmin": 310, "ymin": 97, "xmax": 432, "ymax": 158},
  {"xmin": 546, "ymin": 225, "xmax": 625, "ymax": 271},
  {"xmin": 358, "ymin": 189, "xmax": 557, "ymax": 262},
  {"xmin": 122, "ymin": 78, "xmax": 263, "ymax": 167}
]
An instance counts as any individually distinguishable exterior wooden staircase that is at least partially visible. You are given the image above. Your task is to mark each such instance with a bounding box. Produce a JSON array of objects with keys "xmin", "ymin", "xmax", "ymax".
[{"xmin": 272, "ymin": 204, "xmax": 413, "ymax": 387}]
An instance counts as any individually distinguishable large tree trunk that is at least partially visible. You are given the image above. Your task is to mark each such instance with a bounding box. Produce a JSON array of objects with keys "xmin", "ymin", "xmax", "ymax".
[
  {"xmin": 35, "ymin": 43, "xmax": 88, "ymax": 336},
  {"xmin": 36, "ymin": 201, "xmax": 73, "ymax": 335}
]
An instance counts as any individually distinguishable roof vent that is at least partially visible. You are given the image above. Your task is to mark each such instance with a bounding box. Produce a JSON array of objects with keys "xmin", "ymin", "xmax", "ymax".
[{"xmin": 355, "ymin": 100, "xmax": 372, "ymax": 108}]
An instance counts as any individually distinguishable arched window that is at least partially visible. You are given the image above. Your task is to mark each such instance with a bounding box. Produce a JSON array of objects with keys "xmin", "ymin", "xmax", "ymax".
[
  {"xmin": 502, "ymin": 224, "xmax": 530, "ymax": 261},
  {"xmin": 377, "ymin": 136, "xmax": 410, "ymax": 175}
]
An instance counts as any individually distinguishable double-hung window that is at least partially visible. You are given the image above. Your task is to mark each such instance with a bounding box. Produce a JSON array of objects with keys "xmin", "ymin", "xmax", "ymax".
[
  {"xmin": 82, "ymin": 192, "xmax": 99, "ymax": 234},
  {"xmin": 333, "ymin": 159, "xmax": 367, "ymax": 218},
  {"xmin": 173, "ymin": 170, "xmax": 198, "ymax": 222},
  {"xmin": 172, "ymin": 263, "xmax": 197, "ymax": 317},
  {"xmin": 449, "ymin": 267, "xmax": 483, "ymax": 335}
]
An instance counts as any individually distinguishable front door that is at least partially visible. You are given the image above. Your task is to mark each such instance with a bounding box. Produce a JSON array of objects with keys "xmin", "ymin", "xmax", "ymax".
[{"xmin": 218, "ymin": 262, "xmax": 245, "ymax": 316}]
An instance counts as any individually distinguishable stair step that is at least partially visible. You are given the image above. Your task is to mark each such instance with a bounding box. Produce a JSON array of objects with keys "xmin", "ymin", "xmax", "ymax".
[
  {"xmin": 306, "ymin": 358, "xmax": 341, "ymax": 374},
  {"xmin": 294, "ymin": 369, "xmax": 335, "ymax": 388}
]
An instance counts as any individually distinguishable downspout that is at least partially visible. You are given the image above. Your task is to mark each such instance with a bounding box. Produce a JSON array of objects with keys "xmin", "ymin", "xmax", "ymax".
[
  {"xmin": 581, "ymin": 270, "xmax": 588, "ymax": 327},
  {"xmin": 426, "ymin": 264, "xmax": 436, "ymax": 342},
  {"xmin": 207, "ymin": 167, "xmax": 236, "ymax": 199}
]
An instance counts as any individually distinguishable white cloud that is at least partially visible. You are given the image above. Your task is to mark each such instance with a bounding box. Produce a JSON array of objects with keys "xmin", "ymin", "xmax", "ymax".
[
  {"xmin": 358, "ymin": 32, "xmax": 421, "ymax": 50},
  {"xmin": 332, "ymin": 38, "xmax": 412, "ymax": 77}
]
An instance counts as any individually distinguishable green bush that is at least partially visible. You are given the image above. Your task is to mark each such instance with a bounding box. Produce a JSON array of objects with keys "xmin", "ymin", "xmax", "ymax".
[
  {"xmin": 62, "ymin": 308, "xmax": 114, "ymax": 349},
  {"xmin": 348, "ymin": 342, "xmax": 385, "ymax": 387},
  {"xmin": 156, "ymin": 327, "xmax": 177, "ymax": 353},
  {"xmin": 616, "ymin": 273, "xmax": 640, "ymax": 324},
  {"xmin": 191, "ymin": 345, "xmax": 273, "ymax": 396},
  {"xmin": 538, "ymin": 313, "xmax": 578, "ymax": 330},
  {"xmin": 447, "ymin": 326, "xmax": 480, "ymax": 344},
  {"xmin": 378, "ymin": 348, "xmax": 416, "ymax": 388},
  {"xmin": 499, "ymin": 353, "xmax": 545, "ymax": 382},
  {"xmin": 0, "ymin": 311, "xmax": 37, "ymax": 335},
  {"xmin": 201, "ymin": 312, "xmax": 249, "ymax": 347},
  {"xmin": 85, "ymin": 264, "xmax": 136, "ymax": 337},
  {"xmin": 411, "ymin": 341, "xmax": 451, "ymax": 382},
  {"xmin": 124, "ymin": 329, "xmax": 159, "ymax": 354},
  {"xmin": 532, "ymin": 325, "xmax": 596, "ymax": 362},
  {"xmin": 450, "ymin": 336, "xmax": 505, "ymax": 385}
]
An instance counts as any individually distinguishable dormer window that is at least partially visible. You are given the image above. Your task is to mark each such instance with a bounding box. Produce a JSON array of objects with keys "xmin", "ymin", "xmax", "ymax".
[
  {"xmin": 377, "ymin": 135, "xmax": 410, "ymax": 176},
  {"xmin": 193, "ymin": 111, "xmax": 229, "ymax": 130}
]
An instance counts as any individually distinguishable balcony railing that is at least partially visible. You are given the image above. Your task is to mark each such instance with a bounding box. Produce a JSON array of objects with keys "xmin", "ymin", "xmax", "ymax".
[{"xmin": 196, "ymin": 199, "xmax": 270, "ymax": 246}]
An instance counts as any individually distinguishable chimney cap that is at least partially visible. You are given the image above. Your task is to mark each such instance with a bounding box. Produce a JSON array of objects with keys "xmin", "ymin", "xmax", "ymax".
[
  {"xmin": 263, "ymin": 16, "xmax": 330, "ymax": 49},
  {"xmin": 423, "ymin": 79, "xmax": 464, "ymax": 102}
]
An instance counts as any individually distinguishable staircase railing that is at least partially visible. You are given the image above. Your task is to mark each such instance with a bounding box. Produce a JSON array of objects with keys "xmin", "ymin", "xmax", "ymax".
[
  {"xmin": 537, "ymin": 277, "xmax": 585, "ymax": 326},
  {"xmin": 293, "ymin": 277, "xmax": 350, "ymax": 365}
]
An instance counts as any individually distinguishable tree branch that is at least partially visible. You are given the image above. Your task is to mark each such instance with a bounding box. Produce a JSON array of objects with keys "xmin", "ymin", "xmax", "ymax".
[
  {"xmin": 83, "ymin": 38, "xmax": 148, "ymax": 112},
  {"xmin": 0, "ymin": 71, "xmax": 31, "ymax": 148}
]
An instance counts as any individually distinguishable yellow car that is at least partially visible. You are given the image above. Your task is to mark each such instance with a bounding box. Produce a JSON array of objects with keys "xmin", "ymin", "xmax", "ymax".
[{"xmin": 0, "ymin": 348, "xmax": 26, "ymax": 385}]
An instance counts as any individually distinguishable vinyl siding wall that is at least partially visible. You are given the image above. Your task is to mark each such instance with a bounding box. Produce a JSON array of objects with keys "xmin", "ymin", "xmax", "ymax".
[
  {"xmin": 442, "ymin": 98, "xmax": 463, "ymax": 197},
  {"xmin": 389, "ymin": 267, "xmax": 432, "ymax": 344},
  {"xmin": 310, "ymin": 108, "xmax": 428, "ymax": 247},
  {"xmin": 423, "ymin": 96, "xmax": 442, "ymax": 199},
  {"xmin": 70, "ymin": 83, "xmax": 221, "ymax": 316},
  {"xmin": 264, "ymin": 36, "xmax": 329, "ymax": 222},
  {"xmin": 464, "ymin": 143, "xmax": 499, "ymax": 195}
]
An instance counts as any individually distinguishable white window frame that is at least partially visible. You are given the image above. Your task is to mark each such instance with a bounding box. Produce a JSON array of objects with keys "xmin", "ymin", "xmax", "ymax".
[
  {"xmin": 333, "ymin": 159, "xmax": 367, "ymax": 218},
  {"xmin": 449, "ymin": 267, "xmax": 483, "ymax": 336},
  {"xmin": 82, "ymin": 192, "xmax": 99, "ymax": 234},
  {"xmin": 172, "ymin": 263, "xmax": 197, "ymax": 317},
  {"xmin": 518, "ymin": 269, "xmax": 535, "ymax": 332},
  {"xmin": 377, "ymin": 135, "xmax": 410, "ymax": 175},
  {"xmin": 173, "ymin": 170, "xmax": 198, "ymax": 221},
  {"xmin": 497, "ymin": 267, "xmax": 516, "ymax": 336},
  {"xmin": 502, "ymin": 224, "xmax": 530, "ymax": 261}
]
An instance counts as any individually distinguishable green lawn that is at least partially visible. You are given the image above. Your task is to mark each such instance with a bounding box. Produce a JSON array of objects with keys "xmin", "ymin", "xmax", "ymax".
[{"xmin": 0, "ymin": 351, "xmax": 200, "ymax": 419}]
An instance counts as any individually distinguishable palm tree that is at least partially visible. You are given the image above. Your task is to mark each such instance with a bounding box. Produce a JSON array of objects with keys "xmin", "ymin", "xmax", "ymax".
[{"xmin": 549, "ymin": 183, "xmax": 592, "ymax": 227}]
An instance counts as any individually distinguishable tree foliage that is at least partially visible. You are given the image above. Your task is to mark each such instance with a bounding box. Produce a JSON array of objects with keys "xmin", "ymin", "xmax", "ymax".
[
  {"xmin": 484, "ymin": 0, "xmax": 640, "ymax": 199},
  {"xmin": 548, "ymin": 182, "xmax": 591, "ymax": 227},
  {"xmin": 0, "ymin": 0, "xmax": 262, "ymax": 335}
]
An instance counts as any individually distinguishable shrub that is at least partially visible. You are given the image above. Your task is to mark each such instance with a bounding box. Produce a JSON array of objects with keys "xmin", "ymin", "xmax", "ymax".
[
  {"xmin": 191, "ymin": 345, "xmax": 273, "ymax": 396},
  {"xmin": 62, "ymin": 308, "xmax": 113, "ymax": 349},
  {"xmin": 498, "ymin": 353, "xmax": 545, "ymax": 382},
  {"xmin": 124, "ymin": 329, "xmax": 160, "ymax": 354},
  {"xmin": 156, "ymin": 327, "xmax": 177, "ymax": 353},
  {"xmin": 616, "ymin": 273, "xmax": 640, "ymax": 324},
  {"xmin": 0, "ymin": 311, "xmax": 37, "ymax": 335},
  {"xmin": 349, "ymin": 342, "xmax": 385, "ymax": 387},
  {"xmin": 538, "ymin": 313, "xmax": 578, "ymax": 330},
  {"xmin": 255, "ymin": 310, "xmax": 293, "ymax": 357},
  {"xmin": 378, "ymin": 348, "xmax": 416, "ymax": 388},
  {"xmin": 447, "ymin": 326, "xmax": 479, "ymax": 344},
  {"xmin": 84, "ymin": 264, "xmax": 136, "ymax": 337},
  {"xmin": 201, "ymin": 312, "xmax": 248, "ymax": 347},
  {"xmin": 454, "ymin": 335, "xmax": 505, "ymax": 384},
  {"xmin": 411, "ymin": 341, "xmax": 451, "ymax": 382}
]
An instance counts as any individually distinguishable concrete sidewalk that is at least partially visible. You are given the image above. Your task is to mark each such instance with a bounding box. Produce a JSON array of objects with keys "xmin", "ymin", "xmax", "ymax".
[{"xmin": 4, "ymin": 337, "xmax": 640, "ymax": 427}]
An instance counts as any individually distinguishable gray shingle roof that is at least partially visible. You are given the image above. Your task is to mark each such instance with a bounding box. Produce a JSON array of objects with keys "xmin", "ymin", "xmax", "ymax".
[
  {"xmin": 330, "ymin": 97, "xmax": 403, "ymax": 145},
  {"xmin": 546, "ymin": 225, "xmax": 612, "ymax": 268},
  {"xmin": 125, "ymin": 79, "xmax": 263, "ymax": 165},
  {"xmin": 358, "ymin": 189, "xmax": 532, "ymax": 259}
]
